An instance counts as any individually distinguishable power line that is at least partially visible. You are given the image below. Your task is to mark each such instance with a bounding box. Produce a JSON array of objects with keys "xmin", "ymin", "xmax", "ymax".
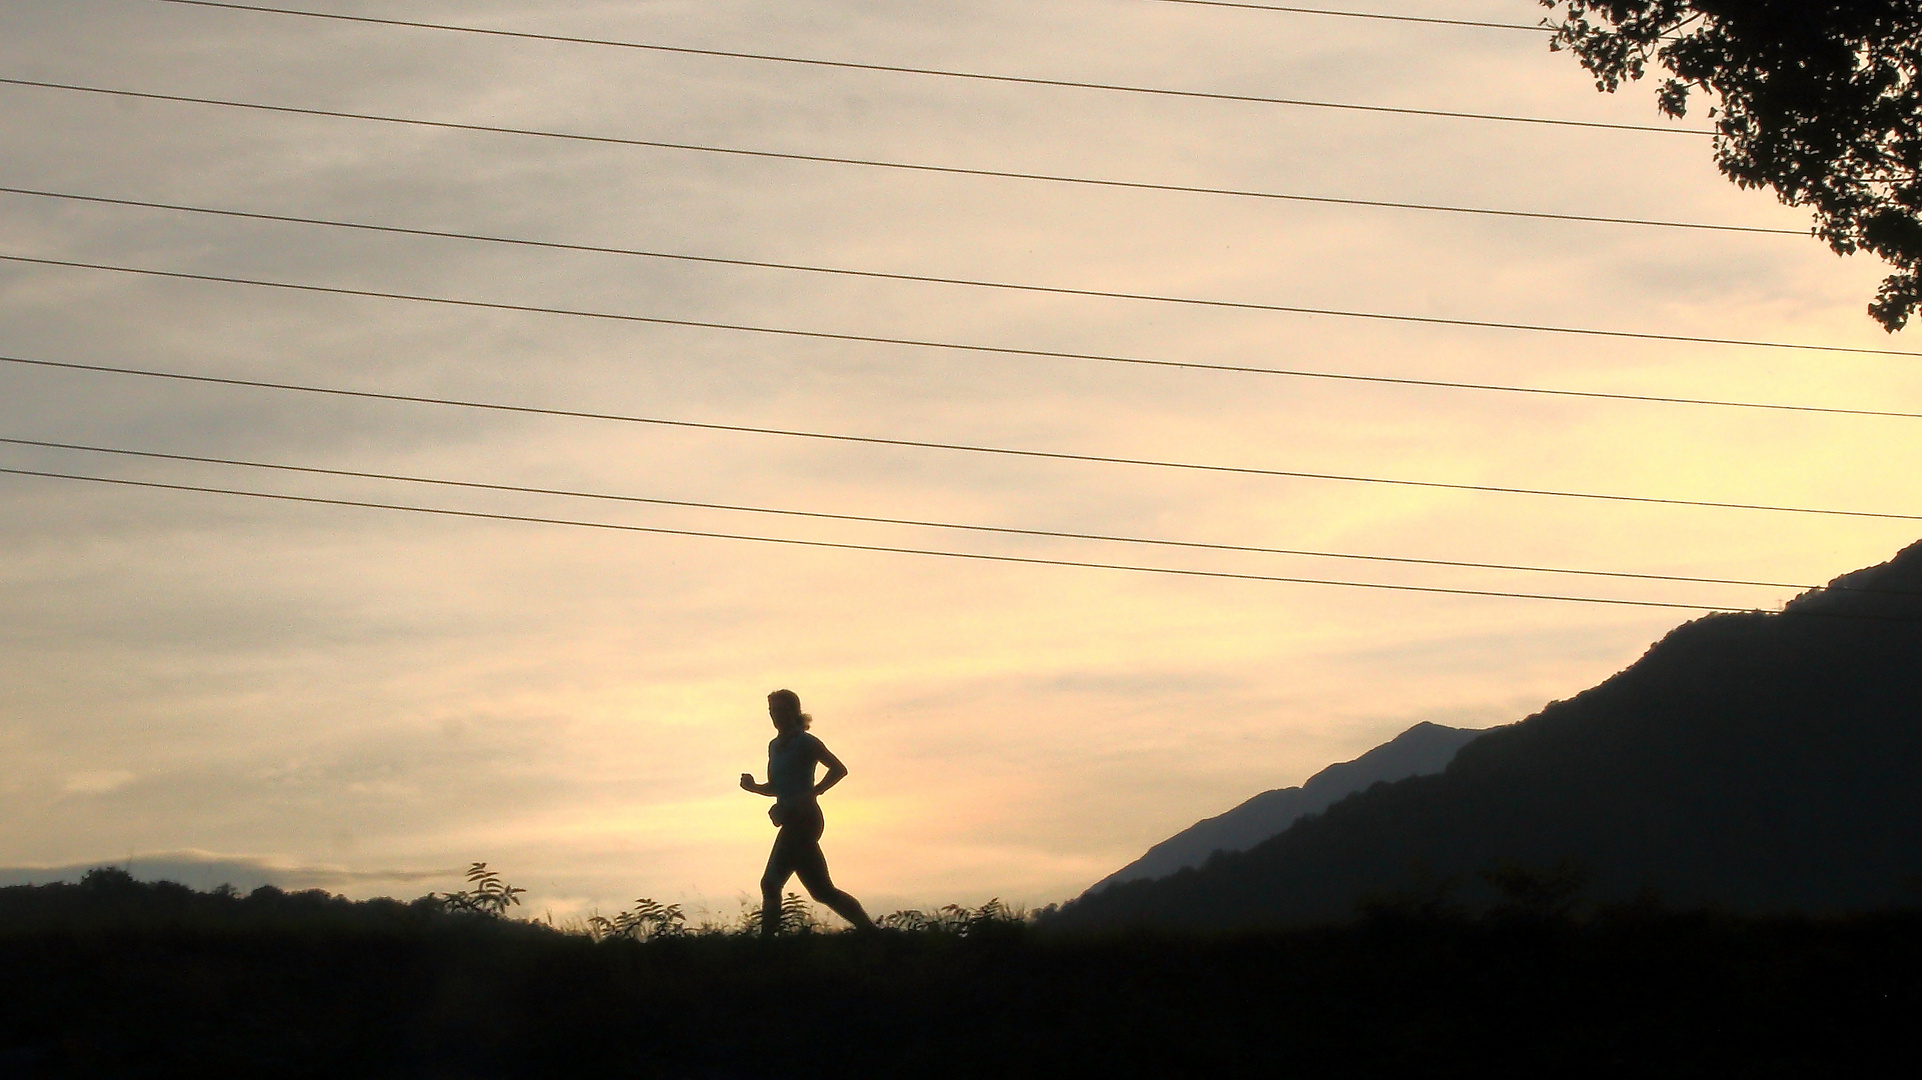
[
  {"xmin": 0, "ymin": 349, "xmax": 1915, "ymax": 522},
  {"xmin": 147, "ymin": 1, "xmax": 1683, "ymax": 134},
  {"xmin": 5, "ymin": 249, "xmax": 1917, "ymax": 366},
  {"xmin": 1138, "ymin": 1, "xmax": 1551, "ymax": 31},
  {"xmin": 0, "ymin": 188, "xmax": 1820, "ymax": 381},
  {"xmin": 0, "ymin": 464, "xmax": 1760, "ymax": 613},
  {"xmin": 10, "ymin": 340, "xmax": 1920, "ymax": 427},
  {"xmin": 0, "ymin": 183, "xmax": 1805, "ymax": 304},
  {"xmin": 1138, "ymin": 0, "xmax": 1687, "ymax": 45},
  {"xmin": 163, "ymin": 0, "xmax": 1557, "ymax": 38},
  {"xmin": 15, "ymin": 464, "xmax": 1919, "ymax": 623},
  {"xmin": 0, "ymin": 76, "xmax": 1718, "ymax": 236},
  {"xmin": 0, "ymin": 175, "xmax": 1805, "ymax": 255},
  {"xmin": 0, "ymin": 434, "xmax": 1837, "ymax": 592}
]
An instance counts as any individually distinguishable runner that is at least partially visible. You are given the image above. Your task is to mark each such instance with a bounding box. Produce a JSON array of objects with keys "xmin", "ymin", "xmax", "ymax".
[{"xmin": 739, "ymin": 689, "xmax": 875, "ymax": 935}]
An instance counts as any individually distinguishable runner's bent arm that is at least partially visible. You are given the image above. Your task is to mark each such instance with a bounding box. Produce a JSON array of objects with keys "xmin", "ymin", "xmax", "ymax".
[{"xmin": 813, "ymin": 743, "xmax": 849, "ymax": 797}]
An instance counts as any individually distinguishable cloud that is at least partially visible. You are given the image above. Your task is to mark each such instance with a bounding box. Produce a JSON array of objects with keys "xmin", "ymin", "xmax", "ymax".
[
  {"xmin": 0, "ymin": 850, "xmax": 452, "ymax": 894},
  {"xmin": 61, "ymin": 770, "xmax": 135, "ymax": 795}
]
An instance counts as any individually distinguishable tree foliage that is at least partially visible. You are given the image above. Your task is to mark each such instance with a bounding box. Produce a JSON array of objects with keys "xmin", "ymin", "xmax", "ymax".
[{"xmin": 1542, "ymin": 0, "xmax": 1922, "ymax": 330}]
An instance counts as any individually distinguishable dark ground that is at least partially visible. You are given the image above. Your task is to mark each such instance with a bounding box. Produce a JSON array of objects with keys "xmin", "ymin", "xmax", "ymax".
[{"xmin": 1, "ymin": 872, "xmax": 1916, "ymax": 1078}]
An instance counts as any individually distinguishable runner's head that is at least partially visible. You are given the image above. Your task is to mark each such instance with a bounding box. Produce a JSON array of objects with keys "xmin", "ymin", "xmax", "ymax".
[{"xmin": 767, "ymin": 688, "xmax": 810, "ymax": 733}]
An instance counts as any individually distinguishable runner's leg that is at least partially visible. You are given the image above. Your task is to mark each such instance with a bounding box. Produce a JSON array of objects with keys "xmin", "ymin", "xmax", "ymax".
[
  {"xmin": 760, "ymin": 829, "xmax": 799, "ymax": 935},
  {"xmin": 791, "ymin": 825, "xmax": 874, "ymax": 931}
]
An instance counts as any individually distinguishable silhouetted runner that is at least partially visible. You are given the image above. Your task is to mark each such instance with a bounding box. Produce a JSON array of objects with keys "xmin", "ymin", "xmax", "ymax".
[{"xmin": 739, "ymin": 689, "xmax": 876, "ymax": 935}]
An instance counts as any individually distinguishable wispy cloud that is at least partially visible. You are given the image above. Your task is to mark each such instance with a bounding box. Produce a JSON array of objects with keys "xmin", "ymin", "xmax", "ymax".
[{"xmin": 0, "ymin": 849, "xmax": 451, "ymax": 892}]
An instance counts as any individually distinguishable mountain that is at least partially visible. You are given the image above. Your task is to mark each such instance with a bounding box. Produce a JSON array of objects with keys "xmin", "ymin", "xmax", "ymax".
[
  {"xmin": 1053, "ymin": 539, "xmax": 1922, "ymax": 931},
  {"xmin": 1087, "ymin": 722, "xmax": 1485, "ymax": 894}
]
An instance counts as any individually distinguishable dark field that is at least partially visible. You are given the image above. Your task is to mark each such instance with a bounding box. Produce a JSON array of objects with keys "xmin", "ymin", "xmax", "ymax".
[{"xmin": 1, "ymin": 872, "xmax": 1916, "ymax": 1078}]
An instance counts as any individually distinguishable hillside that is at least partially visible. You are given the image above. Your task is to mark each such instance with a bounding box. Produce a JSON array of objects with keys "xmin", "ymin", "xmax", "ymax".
[
  {"xmin": 1053, "ymin": 539, "xmax": 1922, "ymax": 931},
  {"xmin": 1088, "ymin": 721, "xmax": 1483, "ymax": 893}
]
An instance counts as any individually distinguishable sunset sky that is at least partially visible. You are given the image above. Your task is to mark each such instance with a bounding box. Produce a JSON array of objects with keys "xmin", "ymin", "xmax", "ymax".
[{"xmin": 3, "ymin": 0, "xmax": 1918, "ymax": 922}]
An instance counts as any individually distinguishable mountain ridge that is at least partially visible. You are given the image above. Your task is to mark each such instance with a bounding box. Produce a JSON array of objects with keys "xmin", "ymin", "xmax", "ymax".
[
  {"xmin": 1087, "ymin": 721, "xmax": 1485, "ymax": 894},
  {"xmin": 1052, "ymin": 539, "xmax": 1922, "ymax": 931}
]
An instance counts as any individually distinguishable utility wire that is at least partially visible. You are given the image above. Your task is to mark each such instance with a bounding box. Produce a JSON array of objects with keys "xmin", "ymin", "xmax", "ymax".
[
  {"xmin": 0, "ymin": 353, "xmax": 1914, "ymax": 523},
  {"xmin": 0, "ymin": 193, "xmax": 1881, "ymax": 415},
  {"xmin": 5, "ymin": 249, "xmax": 1917, "ymax": 366},
  {"xmin": 15, "ymin": 464, "xmax": 1918, "ymax": 623},
  {"xmin": 1139, "ymin": 1, "xmax": 1551, "ymax": 30},
  {"xmin": 0, "ymin": 189, "xmax": 1820, "ymax": 391},
  {"xmin": 0, "ymin": 464, "xmax": 1762, "ymax": 613},
  {"xmin": 148, "ymin": 1, "xmax": 1663, "ymax": 132},
  {"xmin": 0, "ymin": 184, "xmax": 1805, "ymax": 293},
  {"xmin": 0, "ymin": 434, "xmax": 1838, "ymax": 592},
  {"xmin": 0, "ymin": 76, "xmax": 1735, "ymax": 241},
  {"xmin": 11, "ymin": 338, "xmax": 1920, "ymax": 425}
]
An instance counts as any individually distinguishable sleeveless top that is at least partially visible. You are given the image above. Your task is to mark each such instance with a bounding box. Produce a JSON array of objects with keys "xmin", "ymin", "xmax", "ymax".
[{"xmin": 768, "ymin": 732, "xmax": 823, "ymax": 808}]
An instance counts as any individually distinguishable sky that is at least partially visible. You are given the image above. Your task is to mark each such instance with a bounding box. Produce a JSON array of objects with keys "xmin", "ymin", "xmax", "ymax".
[{"xmin": 2, "ymin": 0, "xmax": 1918, "ymax": 923}]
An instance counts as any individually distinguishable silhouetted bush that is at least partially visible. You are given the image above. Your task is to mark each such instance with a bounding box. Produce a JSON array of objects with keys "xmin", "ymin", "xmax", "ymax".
[{"xmin": 432, "ymin": 862, "xmax": 526, "ymax": 918}]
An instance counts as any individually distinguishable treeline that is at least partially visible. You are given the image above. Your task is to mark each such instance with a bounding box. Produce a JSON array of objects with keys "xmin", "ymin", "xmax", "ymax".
[{"xmin": 2, "ymin": 870, "xmax": 1916, "ymax": 1077}]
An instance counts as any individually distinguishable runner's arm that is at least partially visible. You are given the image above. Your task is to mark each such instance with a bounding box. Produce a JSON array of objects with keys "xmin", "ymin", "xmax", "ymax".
[{"xmin": 813, "ymin": 743, "xmax": 850, "ymax": 797}]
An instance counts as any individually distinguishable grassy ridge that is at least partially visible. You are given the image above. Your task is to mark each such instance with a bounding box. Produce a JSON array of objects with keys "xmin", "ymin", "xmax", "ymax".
[{"xmin": 1, "ymin": 870, "xmax": 1916, "ymax": 1077}]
